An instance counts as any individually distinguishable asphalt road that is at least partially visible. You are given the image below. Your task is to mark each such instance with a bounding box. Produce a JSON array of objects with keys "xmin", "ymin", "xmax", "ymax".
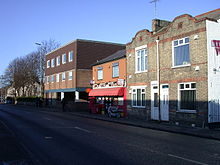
[{"xmin": 0, "ymin": 105, "xmax": 219, "ymax": 165}]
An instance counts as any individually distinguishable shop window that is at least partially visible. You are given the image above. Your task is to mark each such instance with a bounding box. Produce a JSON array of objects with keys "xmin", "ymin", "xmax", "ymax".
[
  {"xmin": 132, "ymin": 87, "xmax": 146, "ymax": 107},
  {"xmin": 173, "ymin": 37, "xmax": 190, "ymax": 67},
  {"xmin": 178, "ymin": 82, "xmax": 196, "ymax": 112},
  {"xmin": 112, "ymin": 62, "xmax": 119, "ymax": 78}
]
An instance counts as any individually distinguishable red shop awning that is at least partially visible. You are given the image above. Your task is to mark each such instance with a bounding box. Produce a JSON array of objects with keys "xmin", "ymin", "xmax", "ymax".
[{"xmin": 89, "ymin": 87, "xmax": 125, "ymax": 97}]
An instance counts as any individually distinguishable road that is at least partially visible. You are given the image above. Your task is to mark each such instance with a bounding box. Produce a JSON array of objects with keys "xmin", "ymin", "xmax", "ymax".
[{"xmin": 0, "ymin": 104, "xmax": 219, "ymax": 165}]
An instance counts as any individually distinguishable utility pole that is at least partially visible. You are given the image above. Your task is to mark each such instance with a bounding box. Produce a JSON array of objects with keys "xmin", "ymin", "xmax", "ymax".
[{"xmin": 150, "ymin": 0, "xmax": 159, "ymax": 18}]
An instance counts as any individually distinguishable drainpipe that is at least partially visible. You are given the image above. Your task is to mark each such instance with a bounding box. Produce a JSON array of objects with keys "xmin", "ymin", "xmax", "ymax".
[{"xmin": 156, "ymin": 38, "xmax": 161, "ymax": 122}]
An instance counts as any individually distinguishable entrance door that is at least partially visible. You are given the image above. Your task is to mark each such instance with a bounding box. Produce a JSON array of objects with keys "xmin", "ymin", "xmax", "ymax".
[
  {"xmin": 160, "ymin": 85, "xmax": 169, "ymax": 121},
  {"xmin": 151, "ymin": 82, "xmax": 159, "ymax": 120}
]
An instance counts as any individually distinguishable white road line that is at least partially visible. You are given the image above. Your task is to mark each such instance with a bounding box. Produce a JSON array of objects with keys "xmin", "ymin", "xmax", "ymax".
[
  {"xmin": 74, "ymin": 126, "xmax": 91, "ymax": 133},
  {"xmin": 44, "ymin": 136, "xmax": 53, "ymax": 139},
  {"xmin": 168, "ymin": 154, "xmax": 209, "ymax": 165},
  {"xmin": 43, "ymin": 117, "xmax": 51, "ymax": 121}
]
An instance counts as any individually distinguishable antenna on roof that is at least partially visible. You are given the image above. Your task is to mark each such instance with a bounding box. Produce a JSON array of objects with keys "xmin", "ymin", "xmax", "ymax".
[{"xmin": 150, "ymin": 0, "xmax": 159, "ymax": 18}]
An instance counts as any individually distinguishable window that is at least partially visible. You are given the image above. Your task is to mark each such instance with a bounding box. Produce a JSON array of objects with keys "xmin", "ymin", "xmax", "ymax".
[
  {"xmin": 47, "ymin": 76, "xmax": 50, "ymax": 83},
  {"xmin": 97, "ymin": 67, "xmax": 103, "ymax": 80},
  {"xmin": 132, "ymin": 87, "xmax": 146, "ymax": 107},
  {"xmin": 69, "ymin": 51, "xmax": 73, "ymax": 62},
  {"xmin": 56, "ymin": 56, "xmax": 60, "ymax": 66},
  {"xmin": 179, "ymin": 82, "xmax": 196, "ymax": 111},
  {"xmin": 62, "ymin": 54, "xmax": 66, "ymax": 64},
  {"xmin": 51, "ymin": 59, "xmax": 55, "ymax": 67},
  {"xmin": 135, "ymin": 46, "xmax": 148, "ymax": 72},
  {"xmin": 56, "ymin": 74, "xmax": 59, "ymax": 82},
  {"xmin": 51, "ymin": 75, "xmax": 54, "ymax": 83},
  {"xmin": 69, "ymin": 71, "xmax": 72, "ymax": 80},
  {"xmin": 62, "ymin": 72, "xmax": 66, "ymax": 81},
  {"xmin": 112, "ymin": 62, "xmax": 119, "ymax": 78},
  {"xmin": 47, "ymin": 60, "xmax": 50, "ymax": 68},
  {"xmin": 173, "ymin": 37, "xmax": 190, "ymax": 67}
]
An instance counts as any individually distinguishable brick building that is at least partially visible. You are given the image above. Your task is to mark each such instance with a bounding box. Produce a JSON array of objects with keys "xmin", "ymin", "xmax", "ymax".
[
  {"xmin": 45, "ymin": 39, "xmax": 125, "ymax": 104},
  {"xmin": 126, "ymin": 9, "xmax": 220, "ymax": 127},
  {"xmin": 89, "ymin": 49, "xmax": 127, "ymax": 115}
]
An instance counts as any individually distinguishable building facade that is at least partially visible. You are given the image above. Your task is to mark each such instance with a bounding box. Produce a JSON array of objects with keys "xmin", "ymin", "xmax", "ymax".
[
  {"xmin": 45, "ymin": 39, "xmax": 125, "ymax": 104},
  {"xmin": 126, "ymin": 9, "xmax": 220, "ymax": 127},
  {"xmin": 89, "ymin": 49, "xmax": 127, "ymax": 116}
]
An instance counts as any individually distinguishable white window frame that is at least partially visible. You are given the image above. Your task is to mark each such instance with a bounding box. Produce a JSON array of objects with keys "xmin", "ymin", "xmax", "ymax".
[
  {"xmin": 131, "ymin": 86, "xmax": 147, "ymax": 108},
  {"xmin": 135, "ymin": 45, "xmax": 148, "ymax": 73},
  {"xmin": 47, "ymin": 60, "xmax": 50, "ymax": 68},
  {"xmin": 97, "ymin": 67, "xmax": 103, "ymax": 80},
  {"xmin": 56, "ymin": 74, "xmax": 59, "ymax": 82},
  {"xmin": 62, "ymin": 53, "xmax": 66, "ymax": 64},
  {"xmin": 62, "ymin": 72, "xmax": 66, "ymax": 81},
  {"xmin": 51, "ymin": 75, "xmax": 54, "ymax": 83},
  {"xmin": 178, "ymin": 82, "xmax": 196, "ymax": 113},
  {"xmin": 56, "ymin": 56, "xmax": 60, "ymax": 66},
  {"xmin": 172, "ymin": 37, "xmax": 190, "ymax": 68},
  {"xmin": 112, "ymin": 62, "xmax": 119, "ymax": 78},
  {"xmin": 69, "ymin": 71, "xmax": 73, "ymax": 80},
  {"xmin": 51, "ymin": 59, "xmax": 55, "ymax": 68},
  {"xmin": 69, "ymin": 51, "xmax": 73, "ymax": 62},
  {"xmin": 46, "ymin": 76, "xmax": 50, "ymax": 84}
]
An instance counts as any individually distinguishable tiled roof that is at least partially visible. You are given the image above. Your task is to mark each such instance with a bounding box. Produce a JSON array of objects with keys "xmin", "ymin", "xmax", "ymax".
[
  {"xmin": 196, "ymin": 8, "xmax": 220, "ymax": 20},
  {"xmin": 93, "ymin": 49, "xmax": 126, "ymax": 66}
]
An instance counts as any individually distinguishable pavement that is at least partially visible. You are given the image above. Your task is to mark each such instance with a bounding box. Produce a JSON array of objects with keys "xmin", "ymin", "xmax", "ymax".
[
  {"xmin": 7, "ymin": 104, "xmax": 220, "ymax": 141},
  {"xmin": 0, "ymin": 119, "xmax": 33, "ymax": 165}
]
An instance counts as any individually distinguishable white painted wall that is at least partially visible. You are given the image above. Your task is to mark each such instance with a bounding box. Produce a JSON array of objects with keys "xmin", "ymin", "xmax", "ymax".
[{"xmin": 207, "ymin": 19, "xmax": 220, "ymax": 123}]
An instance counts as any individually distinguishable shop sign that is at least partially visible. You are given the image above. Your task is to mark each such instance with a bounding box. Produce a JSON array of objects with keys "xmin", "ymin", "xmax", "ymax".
[{"xmin": 117, "ymin": 79, "xmax": 124, "ymax": 86}]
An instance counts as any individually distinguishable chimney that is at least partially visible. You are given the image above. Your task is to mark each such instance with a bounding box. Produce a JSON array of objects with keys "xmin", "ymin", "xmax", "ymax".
[{"xmin": 152, "ymin": 19, "xmax": 170, "ymax": 33}]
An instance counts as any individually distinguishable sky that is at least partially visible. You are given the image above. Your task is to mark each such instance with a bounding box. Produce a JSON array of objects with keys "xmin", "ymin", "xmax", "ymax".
[{"xmin": 0, "ymin": 0, "xmax": 219, "ymax": 76}]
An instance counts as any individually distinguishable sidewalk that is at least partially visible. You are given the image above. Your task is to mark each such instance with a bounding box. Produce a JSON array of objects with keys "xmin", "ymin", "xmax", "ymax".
[
  {"xmin": 0, "ymin": 120, "xmax": 33, "ymax": 165},
  {"xmin": 9, "ymin": 104, "xmax": 220, "ymax": 141}
]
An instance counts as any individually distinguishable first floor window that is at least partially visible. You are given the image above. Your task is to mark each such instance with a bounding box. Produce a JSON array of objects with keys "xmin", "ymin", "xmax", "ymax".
[
  {"xmin": 97, "ymin": 67, "xmax": 103, "ymax": 80},
  {"xmin": 136, "ymin": 48, "xmax": 148, "ymax": 72},
  {"xmin": 173, "ymin": 37, "xmax": 190, "ymax": 66},
  {"xmin": 62, "ymin": 72, "xmax": 66, "ymax": 81},
  {"xmin": 56, "ymin": 56, "xmax": 60, "ymax": 66},
  {"xmin": 51, "ymin": 75, "xmax": 54, "ymax": 83},
  {"xmin": 56, "ymin": 74, "xmax": 59, "ymax": 82},
  {"xmin": 69, "ymin": 71, "xmax": 72, "ymax": 80},
  {"xmin": 179, "ymin": 82, "xmax": 196, "ymax": 111},
  {"xmin": 112, "ymin": 62, "xmax": 119, "ymax": 78},
  {"xmin": 51, "ymin": 59, "xmax": 55, "ymax": 67},
  {"xmin": 47, "ymin": 60, "xmax": 50, "ymax": 68},
  {"xmin": 62, "ymin": 53, "xmax": 66, "ymax": 64},
  {"xmin": 69, "ymin": 51, "xmax": 73, "ymax": 62},
  {"xmin": 132, "ymin": 88, "xmax": 146, "ymax": 107}
]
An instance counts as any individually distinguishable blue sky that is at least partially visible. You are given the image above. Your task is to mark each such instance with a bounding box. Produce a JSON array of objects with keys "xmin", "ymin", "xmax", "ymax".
[{"xmin": 0, "ymin": 0, "xmax": 219, "ymax": 75}]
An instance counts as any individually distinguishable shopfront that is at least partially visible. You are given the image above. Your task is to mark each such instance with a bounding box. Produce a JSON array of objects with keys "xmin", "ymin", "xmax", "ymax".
[{"xmin": 88, "ymin": 87, "xmax": 127, "ymax": 117}]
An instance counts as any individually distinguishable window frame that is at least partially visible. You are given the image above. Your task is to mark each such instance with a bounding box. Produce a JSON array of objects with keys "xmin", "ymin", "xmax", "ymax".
[
  {"xmin": 69, "ymin": 71, "xmax": 73, "ymax": 80},
  {"xmin": 172, "ymin": 37, "xmax": 190, "ymax": 68},
  {"xmin": 47, "ymin": 60, "xmax": 50, "ymax": 68},
  {"xmin": 62, "ymin": 72, "xmax": 66, "ymax": 81},
  {"xmin": 69, "ymin": 51, "xmax": 73, "ymax": 62},
  {"xmin": 178, "ymin": 82, "xmax": 196, "ymax": 113},
  {"xmin": 97, "ymin": 67, "xmax": 103, "ymax": 80},
  {"xmin": 51, "ymin": 58, "xmax": 55, "ymax": 68},
  {"xmin": 62, "ymin": 53, "xmax": 66, "ymax": 64},
  {"xmin": 56, "ymin": 74, "xmax": 59, "ymax": 82},
  {"xmin": 112, "ymin": 62, "xmax": 119, "ymax": 78},
  {"xmin": 131, "ymin": 86, "xmax": 146, "ymax": 108},
  {"xmin": 135, "ymin": 45, "xmax": 148, "ymax": 73},
  {"xmin": 51, "ymin": 75, "xmax": 54, "ymax": 83},
  {"xmin": 56, "ymin": 56, "xmax": 60, "ymax": 66}
]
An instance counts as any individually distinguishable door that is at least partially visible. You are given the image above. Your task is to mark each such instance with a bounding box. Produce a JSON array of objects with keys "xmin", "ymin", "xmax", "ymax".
[
  {"xmin": 160, "ymin": 85, "xmax": 169, "ymax": 121},
  {"xmin": 151, "ymin": 82, "xmax": 159, "ymax": 120}
]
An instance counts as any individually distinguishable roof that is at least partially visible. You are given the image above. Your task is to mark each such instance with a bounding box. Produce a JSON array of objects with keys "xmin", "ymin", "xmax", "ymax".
[
  {"xmin": 92, "ymin": 49, "xmax": 126, "ymax": 66},
  {"xmin": 195, "ymin": 8, "xmax": 220, "ymax": 20},
  {"xmin": 46, "ymin": 39, "xmax": 125, "ymax": 56}
]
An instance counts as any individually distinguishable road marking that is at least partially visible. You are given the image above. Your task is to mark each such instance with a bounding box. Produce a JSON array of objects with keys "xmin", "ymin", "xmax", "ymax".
[
  {"xmin": 44, "ymin": 136, "xmax": 53, "ymax": 139},
  {"xmin": 74, "ymin": 126, "xmax": 91, "ymax": 133},
  {"xmin": 168, "ymin": 154, "xmax": 209, "ymax": 165},
  {"xmin": 43, "ymin": 117, "xmax": 51, "ymax": 121}
]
